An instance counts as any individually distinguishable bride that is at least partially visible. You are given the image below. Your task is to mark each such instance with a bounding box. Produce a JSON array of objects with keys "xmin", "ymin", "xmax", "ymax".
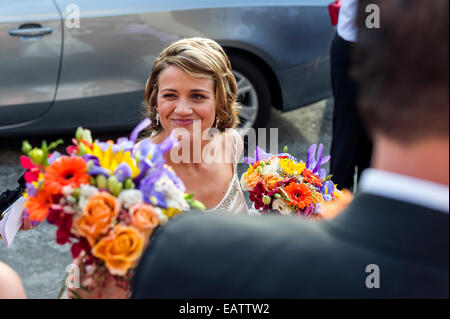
[
  {"xmin": 66, "ymin": 38, "xmax": 249, "ymax": 298},
  {"xmin": 142, "ymin": 37, "xmax": 249, "ymax": 214}
]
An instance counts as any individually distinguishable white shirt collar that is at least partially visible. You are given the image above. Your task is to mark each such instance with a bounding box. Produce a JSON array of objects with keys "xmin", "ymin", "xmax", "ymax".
[{"xmin": 359, "ymin": 168, "xmax": 449, "ymax": 214}]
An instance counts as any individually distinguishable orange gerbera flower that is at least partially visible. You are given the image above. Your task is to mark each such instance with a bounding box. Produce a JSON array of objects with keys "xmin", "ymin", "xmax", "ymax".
[
  {"xmin": 284, "ymin": 182, "xmax": 313, "ymax": 210},
  {"xmin": 302, "ymin": 169, "xmax": 323, "ymax": 187},
  {"xmin": 25, "ymin": 188, "xmax": 53, "ymax": 222},
  {"xmin": 44, "ymin": 156, "xmax": 90, "ymax": 195}
]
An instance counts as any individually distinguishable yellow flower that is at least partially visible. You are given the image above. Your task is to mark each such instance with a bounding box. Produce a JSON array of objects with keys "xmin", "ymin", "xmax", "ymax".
[
  {"xmin": 85, "ymin": 142, "xmax": 140, "ymax": 178},
  {"xmin": 163, "ymin": 207, "xmax": 181, "ymax": 219},
  {"xmin": 279, "ymin": 158, "xmax": 305, "ymax": 176}
]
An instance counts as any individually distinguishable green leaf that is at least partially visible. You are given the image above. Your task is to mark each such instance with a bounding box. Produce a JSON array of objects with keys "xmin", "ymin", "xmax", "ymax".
[
  {"xmin": 48, "ymin": 139, "xmax": 64, "ymax": 151},
  {"xmin": 41, "ymin": 140, "xmax": 48, "ymax": 152},
  {"xmin": 22, "ymin": 140, "xmax": 32, "ymax": 154},
  {"xmin": 79, "ymin": 285, "xmax": 91, "ymax": 293},
  {"xmin": 190, "ymin": 200, "xmax": 206, "ymax": 210},
  {"xmin": 184, "ymin": 193, "xmax": 194, "ymax": 200},
  {"xmin": 56, "ymin": 273, "xmax": 69, "ymax": 299},
  {"xmin": 283, "ymin": 145, "xmax": 288, "ymax": 153},
  {"xmin": 68, "ymin": 289, "xmax": 83, "ymax": 299},
  {"xmin": 75, "ymin": 127, "xmax": 84, "ymax": 141}
]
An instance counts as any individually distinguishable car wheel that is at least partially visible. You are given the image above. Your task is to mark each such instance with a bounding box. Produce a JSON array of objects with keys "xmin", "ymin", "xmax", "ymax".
[{"xmin": 229, "ymin": 54, "xmax": 272, "ymax": 135}]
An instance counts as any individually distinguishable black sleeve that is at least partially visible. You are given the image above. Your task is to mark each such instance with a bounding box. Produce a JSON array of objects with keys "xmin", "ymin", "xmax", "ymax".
[{"xmin": 0, "ymin": 173, "xmax": 26, "ymax": 214}]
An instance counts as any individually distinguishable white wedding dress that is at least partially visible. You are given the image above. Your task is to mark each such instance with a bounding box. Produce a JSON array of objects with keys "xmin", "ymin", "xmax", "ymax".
[{"xmin": 204, "ymin": 129, "xmax": 249, "ymax": 215}]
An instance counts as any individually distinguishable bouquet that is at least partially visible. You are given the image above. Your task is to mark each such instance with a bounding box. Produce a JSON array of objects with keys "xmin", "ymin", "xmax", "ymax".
[
  {"xmin": 240, "ymin": 144, "xmax": 342, "ymax": 218},
  {"xmin": 19, "ymin": 119, "xmax": 204, "ymax": 298}
]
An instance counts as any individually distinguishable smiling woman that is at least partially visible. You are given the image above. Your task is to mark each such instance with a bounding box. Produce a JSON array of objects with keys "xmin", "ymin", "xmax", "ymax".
[
  {"xmin": 143, "ymin": 37, "xmax": 240, "ymax": 134},
  {"xmin": 140, "ymin": 38, "xmax": 249, "ymax": 213}
]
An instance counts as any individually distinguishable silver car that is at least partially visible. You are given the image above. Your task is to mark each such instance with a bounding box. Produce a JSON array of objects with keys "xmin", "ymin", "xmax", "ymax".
[{"xmin": 0, "ymin": 0, "xmax": 335, "ymax": 136}]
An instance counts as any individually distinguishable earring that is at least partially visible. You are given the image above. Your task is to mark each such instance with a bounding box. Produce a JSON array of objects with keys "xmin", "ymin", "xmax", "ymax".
[
  {"xmin": 156, "ymin": 113, "xmax": 160, "ymax": 126},
  {"xmin": 215, "ymin": 117, "xmax": 220, "ymax": 129}
]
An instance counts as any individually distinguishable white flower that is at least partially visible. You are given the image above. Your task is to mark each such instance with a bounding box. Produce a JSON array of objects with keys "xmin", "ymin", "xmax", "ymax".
[
  {"xmin": 62, "ymin": 185, "xmax": 74, "ymax": 196},
  {"xmin": 272, "ymin": 198, "xmax": 295, "ymax": 216},
  {"xmin": 78, "ymin": 184, "xmax": 99, "ymax": 212},
  {"xmin": 154, "ymin": 207, "xmax": 168, "ymax": 225},
  {"xmin": 155, "ymin": 175, "xmax": 189, "ymax": 212},
  {"xmin": 117, "ymin": 189, "xmax": 143, "ymax": 210}
]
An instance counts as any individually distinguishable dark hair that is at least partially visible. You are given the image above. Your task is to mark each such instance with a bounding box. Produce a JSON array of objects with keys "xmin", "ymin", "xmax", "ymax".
[{"xmin": 353, "ymin": 0, "xmax": 449, "ymax": 142}]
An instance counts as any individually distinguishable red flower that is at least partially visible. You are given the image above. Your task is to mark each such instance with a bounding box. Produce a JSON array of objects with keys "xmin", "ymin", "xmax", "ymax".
[
  {"xmin": 20, "ymin": 156, "xmax": 40, "ymax": 183},
  {"xmin": 249, "ymin": 181, "xmax": 269, "ymax": 210},
  {"xmin": 284, "ymin": 182, "xmax": 313, "ymax": 210},
  {"xmin": 302, "ymin": 169, "xmax": 323, "ymax": 187},
  {"xmin": 71, "ymin": 237, "xmax": 92, "ymax": 259},
  {"xmin": 47, "ymin": 205, "xmax": 73, "ymax": 245}
]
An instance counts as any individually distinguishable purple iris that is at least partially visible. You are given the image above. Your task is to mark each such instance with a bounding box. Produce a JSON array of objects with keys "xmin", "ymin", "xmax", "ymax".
[
  {"xmin": 317, "ymin": 168, "xmax": 327, "ymax": 180},
  {"xmin": 114, "ymin": 162, "xmax": 132, "ymax": 182},
  {"xmin": 133, "ymin": 140, "xmax": 162, "ymax": 185},
  {"xmin": 139, "ymin": 169, "xmax": 167, "ymax": 208},
  {"xmin": 112, "ymin": 137, "xmax": 134, "ymax": 153},
  {"xmin": 159, "ymin": 131, "xmax": 179, "ymax": 154},
  {"xmin": 244, "ymin": 146, "xmax": 272, "ymax": 164},
  {"xmin": 130, "ymin": 118, "xmax": 151, "ymax": 143},
  {"xmin": 133, "ymin": 133, "xmax": 179, "ymax": 186},
  {"xmin": 26, "ymin": 183, "xmax": 37, "ymax": 197},
  {"xmin": 95, "ymin": 141, "xmax": 111, "ymax": 152},
  {"xmin": 112, "ymin": 119, "xmax": 152, "ymax": 152},
  {"xmin": 322, "ymin": 180, "xmax": 335, "ymax": 201},
  {"xmin": 82, "ymin": 154, "xmax": 100, "ymax": 166},
  {"xmin": 88, "ymin": 166, "xmax": 110, "ymax": 177},
  {"xmin": 83, "ymin": 154, "xmax": 110, "ymax": 177},
  {"xmin": 48, "ymin": 151, "xmax": 62, "ymax": 164},
  {"xmin": 164, "ymin": 167, "xmax": 186, "ymax": 192},
  {"xmin": 306, "ymin": 144, "xmax": 330, "ymax": 174}
]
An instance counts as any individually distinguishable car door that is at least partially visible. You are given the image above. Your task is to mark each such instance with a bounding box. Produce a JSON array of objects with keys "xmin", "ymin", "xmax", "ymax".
[{"xmin": 0, "ymin": 0, "xmax": 62, "ymax": 127}]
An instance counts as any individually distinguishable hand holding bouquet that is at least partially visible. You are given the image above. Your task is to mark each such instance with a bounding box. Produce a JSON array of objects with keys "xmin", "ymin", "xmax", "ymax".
[
  {"xmin": 241, "ymin": 144, "xmax": 343, "ymax": 218},
  {"xmin": 19, "ymin": 119, "xmax": 204, "ymax": 298}
]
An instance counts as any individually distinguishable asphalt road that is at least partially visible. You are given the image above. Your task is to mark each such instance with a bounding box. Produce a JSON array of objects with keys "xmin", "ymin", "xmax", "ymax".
[{"xmin": 0, "ymin": 97, "xmax": 333, "ymax": 298}]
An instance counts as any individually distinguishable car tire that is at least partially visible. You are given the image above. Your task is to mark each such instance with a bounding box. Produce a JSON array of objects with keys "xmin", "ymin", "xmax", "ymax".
[{"xmin": 228, "ymin": 53, "xmax": 272, "ymax": 133}]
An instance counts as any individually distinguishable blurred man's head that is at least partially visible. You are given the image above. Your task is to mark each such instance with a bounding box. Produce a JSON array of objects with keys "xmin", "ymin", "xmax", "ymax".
[{"xmin": 354, "ymin": 0, "xmax": 449, "ymax": 184}]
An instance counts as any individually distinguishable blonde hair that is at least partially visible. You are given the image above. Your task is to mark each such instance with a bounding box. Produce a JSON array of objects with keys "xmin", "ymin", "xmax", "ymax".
[{"xmin": 143, "ymin": 37, "xmax": 240, "ymax": 133}]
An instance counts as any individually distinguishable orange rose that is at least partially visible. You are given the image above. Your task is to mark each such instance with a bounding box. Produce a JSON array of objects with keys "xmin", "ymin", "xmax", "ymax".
[
  {"xmin": 74, "ymin": 192, "xmax": 119, "ymax": 246},
  {"xmin": 92, "ymin": 225, "xmax": 145, "ymax": 276},
  {"xmin": 312, "ymin": 192, "xmax": 324, "ymax": 204},
  {"xmin": 263, "ymin": 173, "xmax": 280, "ymax": 191},
  {"xmin": 242, "ymin": 170, "xmax": 261, "ymax": 190},
  {"xmin": 129, "ymin": 203, "xmax": 159, "ymax": 236}
]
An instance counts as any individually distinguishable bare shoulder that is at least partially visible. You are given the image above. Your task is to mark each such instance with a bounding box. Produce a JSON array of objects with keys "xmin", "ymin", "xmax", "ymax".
[{"xmin": 0, "ymin": 261, "xmax": 27, "ymax": 298}]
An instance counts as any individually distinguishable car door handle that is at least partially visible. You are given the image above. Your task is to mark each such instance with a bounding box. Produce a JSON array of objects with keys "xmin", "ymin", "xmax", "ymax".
[{"xmin": 9, "ymin": 27, "xmax": 52, "ymax": 37}]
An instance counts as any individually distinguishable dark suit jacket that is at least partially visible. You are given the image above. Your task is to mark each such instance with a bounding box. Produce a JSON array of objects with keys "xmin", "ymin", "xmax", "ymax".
[
  {"xmin": 131, "ymin": 193, "xmax": 449, "ymax": 298},
  {"xmin": 0, "ymin": 174, "xmax": 25, "ymax": 214}
]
